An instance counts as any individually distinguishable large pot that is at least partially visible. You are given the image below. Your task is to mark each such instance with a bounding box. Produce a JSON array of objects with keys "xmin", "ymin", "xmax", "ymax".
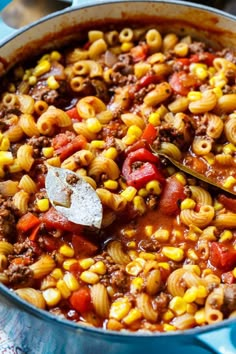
[{"xmin": 0, "ymin": 1, "xmax": 236, "ymax": 353}]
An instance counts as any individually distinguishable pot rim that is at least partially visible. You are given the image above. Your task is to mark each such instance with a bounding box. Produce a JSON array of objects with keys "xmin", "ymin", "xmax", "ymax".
[{"xmin": 1, "ymin": 0, "xmax": 236, "ymax": 340}]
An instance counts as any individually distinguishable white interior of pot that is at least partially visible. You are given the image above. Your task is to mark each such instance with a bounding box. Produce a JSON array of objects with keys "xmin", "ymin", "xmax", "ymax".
[{"xmin": 1, "ymin": 1, "xmax": 236, "ymax": 75}]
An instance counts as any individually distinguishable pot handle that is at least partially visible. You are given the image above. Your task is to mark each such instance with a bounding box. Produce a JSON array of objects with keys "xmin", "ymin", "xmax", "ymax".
[{"xmin": 196, "ymin": 326, "xmax": 236, "ymax": 354}]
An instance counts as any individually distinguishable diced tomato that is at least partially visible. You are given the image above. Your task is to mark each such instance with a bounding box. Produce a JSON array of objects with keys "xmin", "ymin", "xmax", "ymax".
[
  {"xmin": 69, "ymin": 287, "xmax": 92, "ymax": 313},
  {"xmin": 141, "ymin": 123, "xmax": 157, "ymax": 145},
  {"xmin": 17, "ymin": 212, "xmax": 41, "ymax": 232},
  {"xmin": 11, "ymin": 257, "xmax": 32, "ymax": 266},
  {"xmin": 176, "ymin": 58, "xmax": 191, "ymax": 66},
  {"xmin": 130, "ymin": 43, "xmax": 149, "ymax": 62},
  {"xmin": 55, "ymin": 134, "xmax": 87, "ymax": 161},
  {"xmin": 36, "ymin": 174, "xmax": 46, "ymax": 189},
  {"xmin": 41, "ymin": 208, "xmax": 83, "ymax": 233},
  {"xmin": 66, "ymin": 107, "xmax": 81, "ymax": 121},
  {"xmin": 210, "ymin": 242, "xmax": 236, "ymax": 271},
  {"xmin": 52, "ymin": 132, "xmax": 73, "ymax": 150},
  {"xmin": 169, "ymin": 71, "xmax": 200, "ymax": 96},
  {"xmin": 71, "ymin": 234, "xmax": 98, "ymax": 257},
  {"xmin": 218, "ymin": 195, "xmax": 236, "ymax": 213},
  {"xmin": 29, "ymin": 224, "xmax": 41, "ymax": 241},
  {"xmin": 159, "ymin": 175, "xmax": 186, "ymax": 215},
  {"xmin": 122, "ymin": 148, "xmax": 165, "ymax": 190},
  {"xmin": 69, "ymin": 262, "xmax": 83, "ymax": 278},
  {"xmin": 190, "ymin": 52, "xmax": 216, "ymax": 66}
]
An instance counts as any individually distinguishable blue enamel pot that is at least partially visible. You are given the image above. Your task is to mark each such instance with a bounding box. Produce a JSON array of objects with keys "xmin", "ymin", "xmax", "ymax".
[{"xmin": 0, "ymin": 1, "xmax": 236, "ymax": 353}]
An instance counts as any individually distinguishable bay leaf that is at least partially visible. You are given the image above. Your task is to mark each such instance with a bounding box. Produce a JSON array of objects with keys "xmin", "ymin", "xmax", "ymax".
[{"xmin": 45, "ymin": 166, "xmax": 103, "ymax": 228}]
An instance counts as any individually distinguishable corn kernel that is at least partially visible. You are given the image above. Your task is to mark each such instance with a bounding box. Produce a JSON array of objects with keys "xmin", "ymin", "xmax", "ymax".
[
  {"xmin": 223, "ymin": 143, "xmax": 236, "ymax": 154},
  {"xmin": 43, "ymin": 288, "xmax": 61, "ymax": 306},
  {"xmin": 28, "ymin": 75, "xmax": 37, "ymax": 85},
  {"xmin": 56, "ymin": 279, "xmax": 71, "ymax": 299},
  {"xmin": 145, "ymin": 180, "xmax": 162, "ymax": 195},
  {"xmin": 163, "ymin": 324, "xmax": 176, "ymax": 332},
  {"xmin": 63, "ymin": 272, "xmax": 79, "ymax": 291},
  {"xmin": 157, "ymin": 262, "xmax": 170, "ymax": 271},
  {"xmin": 232, "ymin": 268, "xmax": 236, "ymax": 278},
  {"xmin": 194, "ymin": 308, "xmax": 206, "ymax": 325},
  {"xmin": 89, "ymin": 261, "xmax": 106, "ymax": 275},
  {"xmin": 139, "ymin": 252, "xmax": 156, "ymax": 260},
  {"xmin": 121, "ymin": 186, "xmax": 137, "ymax": 202},
  {"xmin": 223, "ymin": 176, "xmax": 236, "ymax": 188},
  {"xmin": 174, "ymin": 172, "xmax": 186, "ymax": 185},
  {"xmin": 42, "ymin": 147, "xmax": 54, "ymax": 158},
  {"xmin": 0, "ymin": 167, "xmax": 4, "ymax": 178},
  {"xmin": 59, "ymin": 244, "xmax": 75, "ymax": 258},
  {"xmin": 109, "ymin": 297, "xmax": 132, "ymax": 320},
  {"xmin": 130, "ymin": 277, "xmax": 143, "ymax": 293},
  {"xmin": 162, "ymin": 309, "xmax": 174, "ymax": 322},
  {"xmin": 153, "ymin": 229, "xmax": 170, "ymax": 242},
  {"xmin": 162, "ymin": 247, "xmax": 184, "ymax": 262},
  {"xmin": 37, "ymin": 198, "xmax": 50, "ymax": 212},
  {"xmin": 103, "ymin": 147, "xmax": 118, "ymax": 160},
  {"xmin": 127, "ymin": 241, "xmax": 136, "ymax": 248},
  {"xmin": 122, "ymin": 228, "xmax": 136, "ymax": 238},
  {"xmin": 51, "ymin": 268, "xmax": 63, "ymax": 279},
  {"xmin": 183, "ymin": 287, "xmax": 198, "ymax": 303},
  {"xmin": 90, "ymin": 140, "xmax": 106, "ymax": 149},
  {"xmin": 86, "ymin": 118, "xmax": 102, "ymax": 133},
  {"xmin": 212, "ymin": 86, "xmax": 223, "ymax": 98},
  {"xmin": 133, "ymin": 195, "xmax": 146, "ymax": 214},
  {"xmin": 122, "ymin": 134, "xmax": 137, "ymax": 145},
  {"xmin": 209, "ymin": 74, "xmax": 227, "ymax": 88},
  {"xmin": 196, "ymin": 285, "xmax": 208, "ymax": 298},
  {"xmin": 121, "ymin": 42, "xmax": 134, "ymax": 52},
  {"xmin": 144, "ymin": 225, "xmax": 153, "ymax": 237},
  {"xmin": 103, "ymin": 179, "xmax": 118, "ymax": 190},
  {"xmin": 33, "ymin": 60, "xmax": 51, "ymax": 77},
  {"xmin": 181, "ymin": 198, "xmax": 196, "ymax": 210},
  {"xmin": 169, "ymin": 296, "xmax": 187, "ymax": 315},
  {"xmin": 79, "ymin": 258, "xmax": 95, "ymax": 269},
  {"xmin": 187, "ymin": 91, "xmax": 202, "ymax": 102},
  {"xmin": 0, "ymin": 137, "xmax": 10, "ymax": 151},
  {"xmin": 62, "ymin": 259, "xmax": 78, "ymax": 271},
  {"xmin": 46, "ymin": 156, "xmax": 61, "ymax": 167},
  {"xmin": 213, "ymin": 201, "xmax": 224, "ymax": 211},
  {"xmin": 0, "ymin": 151, "xmax": 13, "ymax": 165},
  {"xmin": 195, "ymin": 67, "xmax": 208, "ymax": 80},
  {"xmin": 219, "ymin": 230, "xmax": 233, "ymax": 243},
  {"xmin": 186, "ymin": 303, "xmax": 198, "ymax": 314},
  {"xmin": 123, "ymin": 308, "xmax": 142, "ymax": 325},
  {"xmin": 127, "ymin": 125, "xmax": 143, "ymax": 138},
  {"xmin": 203, "ymin": 153, "xmax": 215, "ymax": 165},
  {"xmin": 47, "ymin": 75, "xmax": 60, "ymax": 90},
  {"xmin": 138, "ymin": 188, "xmax": 148, "ymax": 197},
  {"xmin": 190, "ymin": 63, "xmax": 207, "ymax": 73},
  {"xmin": 148, "ymin": 112, "xmax": 161, "ymax": 126},
  {"xmin": 80, "ymin": 270, "xmax": 99, "ymax": 284},
  {"xmin": 50, "ymin": 50, "xmax": 62, "ymax": 61}
]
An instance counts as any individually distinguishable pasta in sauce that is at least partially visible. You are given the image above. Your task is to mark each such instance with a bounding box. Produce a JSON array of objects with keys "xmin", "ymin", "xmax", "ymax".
[{"xmin": 0, "ymin": 24, "xmax": 236, "ymax": 333}]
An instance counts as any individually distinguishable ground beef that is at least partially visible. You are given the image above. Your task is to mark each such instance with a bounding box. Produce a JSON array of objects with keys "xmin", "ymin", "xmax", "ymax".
[
  {"xmin": 222, "ymin": 284, "xmax": 236, "ymax": 315},
  {"xmin": 153, "ymin": 292, "xmax": 171, "ymax": 312},
  {"xmin": 0, "ymin": 196, "xmax": 17, "ymax": 242},
  {"xmin": 188, "ymin": 41, "xmax": 206, "ymax": 54},
  {"xmin": 13, "ymin": 238, "xmax": 42, "ymax": 259},
  {"xmin": 217, "ymin": 48, "xmax": 236, "ymax": 64},
  {"xmin": 133, "ymin": 83, "xmax": 156, "ymax": 104},
  {"xmin": 5, "ymin": 263, "xmax": 34, "ymax": 287},
  {"xmin": 110, "ymin": 268, "xmax": 130, "ymax": 292},
  {"xmin": 28, "ymin": 136, "xmax": 51, "ymax": 157},
  {"xmin": 138, "ymin": 239, "xmax": 161, "ymax": 253}
]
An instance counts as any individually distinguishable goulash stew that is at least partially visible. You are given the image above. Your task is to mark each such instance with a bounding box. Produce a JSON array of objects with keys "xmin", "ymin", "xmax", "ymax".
[{"xmin": 0, "ymin": 25, "xmax": 236, "ymax": 332}]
